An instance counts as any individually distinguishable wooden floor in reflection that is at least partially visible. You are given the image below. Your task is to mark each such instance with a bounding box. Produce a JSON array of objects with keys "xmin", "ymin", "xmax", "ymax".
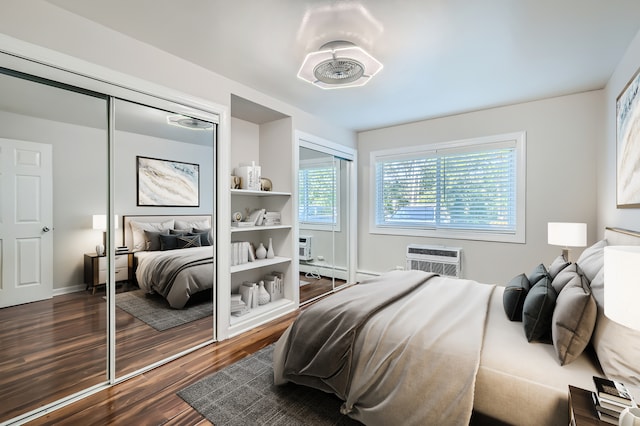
[
  {"xmin": 0, "ymin": 286, "xmax": 213, "ymax": 423},
  {"xmin": 299, "ymin": 273, "xmax": 348, "ymax": 304}
]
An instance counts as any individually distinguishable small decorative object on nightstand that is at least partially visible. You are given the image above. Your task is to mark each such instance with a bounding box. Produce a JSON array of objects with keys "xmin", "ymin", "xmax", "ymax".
[{"xmin": 84, "ymin": 252, "xmax": 133, "ymax": 294}]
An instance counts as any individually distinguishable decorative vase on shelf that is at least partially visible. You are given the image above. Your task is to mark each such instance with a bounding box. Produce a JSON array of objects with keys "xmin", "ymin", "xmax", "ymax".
[
  {"xmin": 267, "ymin": 237, "xmax": 275, "ymax": 259},
  {"xmin": 256, "ymin": 242, "xmax": 267, "ymax": 259},
  {"xmin": 258, "ymin": 280, "xmax": 271, "ymax": 305}
]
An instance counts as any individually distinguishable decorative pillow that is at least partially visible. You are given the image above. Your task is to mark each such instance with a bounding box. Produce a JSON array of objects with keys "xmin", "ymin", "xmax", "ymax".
[
  {"xmin": 189, "ymin": 229, "xmax": 212, "ymax": 246},
  {"xmin": 503, "ymin": 273, "xmax": 530, "ymax": 321},
  {"xmin": 548, "ymin": 255, "xmax": 570, "ymax": 279},
  {"xmin": 527, "ymin": 263, "xmax": 549, "ymax": 286},
  {"xmin": 551, "ymin": 275, "xmax": 597, "ymax": 365},
  {"xmin": 551, "ymin": 263, "xmax": 579, "ymax": 294},
  {"xmin": 576, "ymin": 239, "xmax": 607, "ymax": 283},
  {"xmin": 175, "ymin": 219, "xmax": 210, "ymax": 231},
  {"xmin": 176, "ymin": 234, "xmax": 202, "ymax": 249},
  {"xmin": 169, "ymin": 228, "xmax": 186, "ymax": 235},
  {"xmin": 129, "ymin": 219, "xmax": 174, "ymax": 252},
  {"xmin": 159, "ymin": 233, "xmax": 182, "ymax": 251},
  {"xmin": 523, "ymin": 276, "xmax": 557, "ymax": 342},
  {"xmin": 143, "ymin": 229, "xmax": 169, "ymax": 251}
]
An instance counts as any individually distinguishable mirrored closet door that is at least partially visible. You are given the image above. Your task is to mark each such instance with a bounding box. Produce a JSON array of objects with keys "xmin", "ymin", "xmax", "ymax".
[
  {"xmin": 298, "ymin": 137, "xmax": 356, "ymax": 305},
  {"xmin": 0, "ymin": 69, "xmax": 110, "ymax": 422},
  {"xmin": 113, "ymin": 99, "xmax": 216, "ymax": 378}
]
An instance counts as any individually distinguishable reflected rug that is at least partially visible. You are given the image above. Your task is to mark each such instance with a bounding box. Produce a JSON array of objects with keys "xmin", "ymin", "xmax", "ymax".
[
  {"xmin": 113, "ymin": 289, "xmax": 212, "ymax": 331},
  {"xmin": 178, "ymin": 345, "xmax": 361, "ymax": 425}
]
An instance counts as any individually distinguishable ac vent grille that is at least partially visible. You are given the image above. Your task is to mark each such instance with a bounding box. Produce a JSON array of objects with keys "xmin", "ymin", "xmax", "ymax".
[{"xmin": 405, "ymin": 244, "xmax": 462, "ymax": 278}]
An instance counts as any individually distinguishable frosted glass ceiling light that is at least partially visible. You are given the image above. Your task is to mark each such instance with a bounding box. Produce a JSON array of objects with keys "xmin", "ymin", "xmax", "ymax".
[
  {"xmin": 167, "ymin": 115, "xmax": 213, "ymax": 130},
  {"xmin": 297, "ymin": 41, "xmax": 383, "ymax": 89}
]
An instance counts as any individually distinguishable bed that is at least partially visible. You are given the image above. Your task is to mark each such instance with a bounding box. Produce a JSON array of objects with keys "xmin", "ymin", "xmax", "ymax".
[
  {"xmin": 274, "ymin": 227, "xmax": 640, "ymax": 425},
  {"xmin": 123, "ymin": 215, "xmax": 214, "ymax": 309}
]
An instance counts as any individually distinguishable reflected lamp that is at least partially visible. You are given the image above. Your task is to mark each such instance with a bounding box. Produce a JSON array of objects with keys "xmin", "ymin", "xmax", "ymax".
[{"xmin": 92, "ymin": 214, "xmax": 119, "ymax": 256}]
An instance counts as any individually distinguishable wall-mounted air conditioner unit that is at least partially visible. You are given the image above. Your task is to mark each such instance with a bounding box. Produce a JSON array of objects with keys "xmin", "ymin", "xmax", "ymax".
[
  {"xmin": 406, "ymin": 244, "xmax": 462, "ymax": 278},
  {"xmin": 299, "ymin": 236, "xmax": 313, "ymax": 261}
]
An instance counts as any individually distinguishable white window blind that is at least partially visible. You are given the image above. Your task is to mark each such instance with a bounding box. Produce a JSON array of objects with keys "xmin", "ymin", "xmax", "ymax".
[
  {"xmin": 299, "ymin": 159, "xmax": 338, "ymax": 227},
  {"xmin": 371, "ymin": 132, "xmax": 525, "ymax": 242}
]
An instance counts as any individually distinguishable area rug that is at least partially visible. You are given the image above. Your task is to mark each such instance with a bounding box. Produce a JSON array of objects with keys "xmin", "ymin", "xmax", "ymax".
[
  {"xmin": 113, "ymin": 289, "xmax": 212, "ymax": 331},
  {"xmin": 178, "ymin": 345, "xmax": 361, "ymax": 425}
]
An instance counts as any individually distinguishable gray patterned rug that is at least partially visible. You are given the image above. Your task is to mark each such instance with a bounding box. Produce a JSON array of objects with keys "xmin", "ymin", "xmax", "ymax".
[
  {"xmin": 114, "ymin": 289, "xmax": 212, "ymax": 331},
  {"xmin": 178, "ymin": 345, "xmax": 361, "ymax": 425}
]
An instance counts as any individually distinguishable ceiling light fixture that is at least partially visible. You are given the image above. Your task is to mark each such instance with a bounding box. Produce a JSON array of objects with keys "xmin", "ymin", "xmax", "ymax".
[
  {"xmin": 167, "ymin": 115, "xmax": 213, "ymax": 130},
  {"xmin": 297, "ymin": 41, "xmax": 383, "ymax": 89}
]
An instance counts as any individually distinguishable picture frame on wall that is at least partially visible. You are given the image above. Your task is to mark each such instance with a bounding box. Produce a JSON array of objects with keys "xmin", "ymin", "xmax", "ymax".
[
  {"xmin": 137, "ymin": 156, "xmax": 200, "ymax": 207},
  {"xmin": 616, "ymin": 67, "xmax": 640, "ymax": 208}
]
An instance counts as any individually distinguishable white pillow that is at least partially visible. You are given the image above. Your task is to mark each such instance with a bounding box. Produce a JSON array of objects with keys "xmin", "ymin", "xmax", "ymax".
[
  {"xmin": 130, "ymin": 219, "xmax": 174, "ymax": 252},
  {"xmin": 174, "ymin": 218, "xmax": 210, "ymax": 230}
]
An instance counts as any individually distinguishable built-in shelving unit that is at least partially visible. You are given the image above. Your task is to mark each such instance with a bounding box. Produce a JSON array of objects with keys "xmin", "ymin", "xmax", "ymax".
[{"xmin": 217, "ymin": 94, "xmax": 298, "ymax": 339}]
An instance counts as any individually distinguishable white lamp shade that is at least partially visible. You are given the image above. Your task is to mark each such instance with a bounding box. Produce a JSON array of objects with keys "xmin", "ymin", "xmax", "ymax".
[
  {"xmin": 604, "ymin": 245, "xmax": 640, "ymax": 331},
  {"xmin": 547, "ymin": 222, "xmax": 587, "ymax": 247},
  {"xmin": 92, "ymin": 214, "xmax": 119, "ymax": 230}
]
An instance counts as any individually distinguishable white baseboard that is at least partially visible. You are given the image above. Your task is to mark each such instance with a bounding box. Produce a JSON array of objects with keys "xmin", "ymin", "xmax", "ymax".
[
  {"xmin": 299, "ymin": 262, "xmax": 348, "ymax": 281},
  {"xmin": 53, "ymin": 284, "xmax": 86, "ymax": 296}
]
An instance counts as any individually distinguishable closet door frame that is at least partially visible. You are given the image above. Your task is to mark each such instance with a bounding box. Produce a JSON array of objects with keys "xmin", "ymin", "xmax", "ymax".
[
  {"xmin": 0, "ymin": 34, "xmax": 226, "ymax": 425},
  {"xmin": 295, "ymin": 131, "xmax": 357, "ymax": 287}
]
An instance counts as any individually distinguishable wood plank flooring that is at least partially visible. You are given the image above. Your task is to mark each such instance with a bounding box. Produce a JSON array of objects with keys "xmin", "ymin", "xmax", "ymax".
[{"xmin": 28, "ymin": 309, "xmax": 299, "ymax": 425}]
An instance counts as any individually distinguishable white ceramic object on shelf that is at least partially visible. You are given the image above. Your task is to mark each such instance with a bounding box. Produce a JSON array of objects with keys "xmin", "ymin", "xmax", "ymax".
[
  {"xmin": 258, "ymin": 281, "xmax": 271, "ymax": 305},
  {"xmin": 256, "ymin": 242, "xmax": 267, "ymax": 259},
  {"xmin": 267, "ymin": 237, "xmax": 275, "ymax": 258}
]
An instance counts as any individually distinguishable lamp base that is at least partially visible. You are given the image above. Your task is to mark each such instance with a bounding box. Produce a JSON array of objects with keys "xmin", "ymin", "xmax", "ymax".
[
  {"xmin": 95, "ymin": 244, "xmax": 105, "ymax": 256},
  {"xmin": 561, "ymin": 248, "xmax": 571, "ymax": 262}
]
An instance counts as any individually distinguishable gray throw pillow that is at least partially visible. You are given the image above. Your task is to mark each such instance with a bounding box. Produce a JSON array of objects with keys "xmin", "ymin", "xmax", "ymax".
[
  {"xmin": 503, "ymin": 273, "xmax": 530, "ymax": 322},
  {"xmin": 144, "ymin": 229, "xmax": 169, "ymax": 251},
  {"xmin": 551, "ymin": 275, "xmax": 597, "ymax": 365},
  {"xmin": 523, "ymin": 277, "xmax": 557, "ymax": 342},
  {"xmin": 551, "ymin": 263, "xmax": 579, "ymax": 294},
  {"xmin": 176, "ymin": 234, "xmax": 201, "ymax": 249},
  {"xmin": 527, "ymin": 263, "xmax": 549, "ymax": 286},
  {"xmin": 192, "ymin": 227, "xmax": 213, "ymax": 246},
  {"xmin": 576, "ymin": 239, "xmax": 607, "ymax": 283},
  {"xmin": 160, "ymin": 233, "xmax": 182, "ymax": 251},
  {"xmin": 548, "ymin": 255, "xmax": 570, "ymax": 279}
]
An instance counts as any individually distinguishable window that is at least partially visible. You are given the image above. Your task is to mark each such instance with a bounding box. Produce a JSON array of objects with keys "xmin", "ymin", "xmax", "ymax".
[
  {"xmin": 299, "ymin": 158, "xmax": 340, "ymax": 230},
  {"xmin": 370, "ymin": 132, "xmax": 526, "ymax": 243}
]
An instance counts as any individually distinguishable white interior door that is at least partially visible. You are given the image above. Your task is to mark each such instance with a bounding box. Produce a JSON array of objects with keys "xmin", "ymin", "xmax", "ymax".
[{"xmin": 0, "ymin": 138, "xmax": 53, "ymax": 308}]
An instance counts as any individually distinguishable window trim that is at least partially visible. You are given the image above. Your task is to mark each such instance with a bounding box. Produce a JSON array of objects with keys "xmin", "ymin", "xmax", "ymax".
[
  {"xmin": 299, "ymin": 157, "xmax": 341, "ymax": 232},
  {"xmin": 369, "ymin": 131, "xmax": 526, "ymax": 243}
]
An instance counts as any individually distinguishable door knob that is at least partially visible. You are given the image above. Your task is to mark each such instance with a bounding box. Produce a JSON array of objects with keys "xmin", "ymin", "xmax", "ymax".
[{"xmin": 42, "ymin": 226, "xmax": 51, "ymax": 232}]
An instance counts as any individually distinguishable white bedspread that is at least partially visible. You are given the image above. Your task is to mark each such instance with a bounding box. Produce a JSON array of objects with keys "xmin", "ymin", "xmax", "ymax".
[{"xmin": 274, "ymin": 271, "xmax": 495, "ymax": 426}]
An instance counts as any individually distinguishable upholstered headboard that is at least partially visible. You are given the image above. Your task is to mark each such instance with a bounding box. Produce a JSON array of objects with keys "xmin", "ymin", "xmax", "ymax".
[
  {"xmin": 604, "ymin": 226, "xmax": 640, "ymax": 246},
  {"xmin": 123, "ymin": 215, "xmax": 212, "ymax": 251}
]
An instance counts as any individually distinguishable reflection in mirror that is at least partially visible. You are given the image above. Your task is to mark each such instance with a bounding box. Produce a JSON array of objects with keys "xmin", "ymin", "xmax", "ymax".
[
  {"xmin": 0, "ymin": 70, "xmax": 109, "ymax": 421},
  {"xmin": 298, "ymin": 146, "xmax": 350, "ymax": 304},
  {"xmin": 113, "ymin": 99, "xmax": 216, "ymax": 377}
]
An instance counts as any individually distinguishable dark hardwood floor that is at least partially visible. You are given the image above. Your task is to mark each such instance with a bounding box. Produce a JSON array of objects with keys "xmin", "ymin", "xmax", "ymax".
[
  {"xmin": 299, "ymin": 273, "xmax": 347, "ymax": 304},
  {"xmin": 27, "ymin": 309, "xmax": 298, "ymax": 425},
  {"xmin": 0, "ymin": 286, "xmax": 212, "ymax": 424}
]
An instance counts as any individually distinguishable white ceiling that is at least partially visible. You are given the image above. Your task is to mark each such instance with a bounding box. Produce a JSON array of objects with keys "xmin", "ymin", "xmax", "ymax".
[{"xmin": 46, "ymin": 0, "xmax": 640, "ymax": 132}]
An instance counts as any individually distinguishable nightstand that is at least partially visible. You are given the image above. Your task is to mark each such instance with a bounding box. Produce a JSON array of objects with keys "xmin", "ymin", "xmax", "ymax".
[
  {"xmin": 569, "ymin": 385, "xmax": 607, "ymax": 425},
  {"xmin": 84, "ymin": 252, "xmax": 133, "ymax": 294}
]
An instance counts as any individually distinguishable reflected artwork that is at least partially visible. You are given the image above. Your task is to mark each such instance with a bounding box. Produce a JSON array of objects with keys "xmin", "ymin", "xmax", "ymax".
[{"xmin": 137, "ymin": 156, "xmax": 199, "ymax": 206}]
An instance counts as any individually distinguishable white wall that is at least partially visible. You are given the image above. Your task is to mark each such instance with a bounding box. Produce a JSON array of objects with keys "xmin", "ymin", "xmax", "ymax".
[
  {"xmin": 358, "ymin": 91, "xmax": 603, "ymax": 285},
  {"xmin": 599, "ymin": 29, "xmax": 640, "ymax": 233}
]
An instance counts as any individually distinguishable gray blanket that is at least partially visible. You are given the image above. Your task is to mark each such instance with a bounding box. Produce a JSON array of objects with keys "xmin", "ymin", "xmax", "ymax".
[
  {"xmin": 274, "ymin": 270, "xmax": 495, "ymax": 426},
  {"xmin": 281, "ymin": 270, "xmax": 437, "ymax": 398},
  {"xmin": 135, "ymin": 246, "xmax": 214, "ymax": 309}
]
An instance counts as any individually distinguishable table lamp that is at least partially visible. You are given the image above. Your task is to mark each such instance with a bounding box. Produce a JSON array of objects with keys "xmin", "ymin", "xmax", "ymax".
[
  {"xmin": 92, "ymin": 214, "xmax": 119, "ymax": 256},
  {"xmin": 604, "ymin": 246, "xmax": 640, "ymax": 426},
  {"xmin": 547, "ymin": 222, "xmax": 587, "ymax": 262}
]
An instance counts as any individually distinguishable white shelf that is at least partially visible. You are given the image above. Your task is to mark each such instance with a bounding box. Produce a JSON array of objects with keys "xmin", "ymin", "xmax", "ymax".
[
  {"xmin": 230, "ymin": 256, "xmax": 290, "ymax": 274},
  {"xmin": 229, "ymin": 297, "xmax": 295, "ymax": 328},
  {"xmin": 231, "ymin": 189, "xmax": 291, "ymax": 197},
  {"xmin": 231, "ymin": 224, "xmax": 291, "ymax": 233}
]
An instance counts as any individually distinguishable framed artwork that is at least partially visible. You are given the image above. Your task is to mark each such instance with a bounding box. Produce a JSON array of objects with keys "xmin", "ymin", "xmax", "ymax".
[
  {"xmin": 137, "ymin": 156, "xmax": 200, "ymax": 207},
  {"xmin": 616, "ymin": 68, "xmax": 640, "ymax": 207}
]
